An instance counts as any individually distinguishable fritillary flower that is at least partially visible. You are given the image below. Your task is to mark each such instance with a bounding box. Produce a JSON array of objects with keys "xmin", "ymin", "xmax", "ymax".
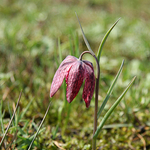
[{"xmin": 50, "ymin": 55, "xmax": 95, "ymax": 107}]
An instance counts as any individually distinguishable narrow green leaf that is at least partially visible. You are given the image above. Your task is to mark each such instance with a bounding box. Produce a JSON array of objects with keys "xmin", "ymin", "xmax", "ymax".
[
  {"xmin": 7, "ymin": 102, "xmax": 14, "ymax": 125},
  {"xmin": 69, "ymin": 33, "xmax": 74, "ymax": 55},
  {"xmin": 21, "ymin": 98, "xmax": 33, "ymax": 119},
  {"xmin": 15, "ymin": 107, "xmax": 20, "ymax": 126},
  {"xmin": 58, "ymin": 38, "xmax": 62, "ymax": 62},
  {"xmin": 0, "ymin": 100, "xmax": 5, "ymax": 134},
  {"xmin": 73, "ymin": 32, "xmax": 79, "ymax": 57},
  {"xmin": 27, "ymin": 101, "xmax": 51, "ymax": 150},
  {"xmin": 93, "ymin": 76, "xmax": 136, "ymax": 139},
  {"xmin": 97, "ymin": 60, "xmax": 124, "ymax": 119},
  {"xmin": 75, "ymin": 12, "xmax": 95, "ymax": 56},
  {"xmin": 54, "ymin": 38, "xmax": 60, "ymax": 67},
  {"xmin": 0, "ymin": 91, "xmax": 22, "ymax": 146},
  {"xmin": 97, "ymin": 18, "xmax": 121, "ymax": 62},
  {"xmin": 52, "ymin": 106, "xmax": 63, "ymax": 139}
]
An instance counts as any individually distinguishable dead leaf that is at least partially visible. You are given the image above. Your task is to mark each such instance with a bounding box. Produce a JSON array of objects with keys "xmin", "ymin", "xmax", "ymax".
[{"xmin": 53, "ymin": 141, "xmax": 66, "ymax": 150}]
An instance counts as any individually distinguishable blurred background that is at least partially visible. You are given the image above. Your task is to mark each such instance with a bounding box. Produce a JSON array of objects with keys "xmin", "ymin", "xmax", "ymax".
[{"xmin": 0, "ymin": 0, "xmax": 150, "ymax": 149}]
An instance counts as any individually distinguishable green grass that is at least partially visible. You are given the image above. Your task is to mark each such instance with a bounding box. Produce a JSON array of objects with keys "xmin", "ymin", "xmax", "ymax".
[{"xmin": 0, "ymin": 0, "xmax": 150, "ymax": 149}]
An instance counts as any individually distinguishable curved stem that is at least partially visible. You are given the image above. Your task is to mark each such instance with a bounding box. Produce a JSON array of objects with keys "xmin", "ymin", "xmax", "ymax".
[
  {"xmin": 79, "ymin": 51, "xmax": 100, "ymax": 78},
  {"xmin": 79, "ymin": 51, "xmax": 100, "ymax": 150}
]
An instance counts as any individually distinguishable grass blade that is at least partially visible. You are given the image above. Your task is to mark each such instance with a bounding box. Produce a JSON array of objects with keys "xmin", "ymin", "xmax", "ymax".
[
  {"xmin": 27, "ymin": 101, "xmax": 51, "ymax": 150},
  {"xmin": 20, "ymin": 98, "xmax": 33, "ymax": 119},
  {"xmin": 103, "ymin": 123, "xmax": 132, "ymax": 129},
  {"xmin": 93, "ymin": 76, "xmax": 136, "ymax": 139},
  {"xmin": 73, "ymin": 31, "xmax": 79, "ymax": 57},
  {"xmin": 58, "ymin": 38, "xmax": 62, "ymax": 62},
  {"xmin": 0, "ymin": 100, "xmax": 5, "ymax": 134},
  {"xmin": 75, "ymin": 12, "xmax": 95, "ymax": 56},
  {"xmin": 97, "ymin": 60, "xmax": 124, "ymax": 119},
  {"xmin": 0, "ymin": 100, "xmax": 6, "ymax": 148},
  {"xmin": 0, "ymin": 90, "xmax": 22, "ymax": 146},
  {"xmin": 97, "ymin": 18, "xmax": 121, "ymax": 62},
  {"xmin": 69, "ymin": 34, "xmax": 74, "ymax": 55},
  {"xmin": 52, "ymin": 106, "xmax": 63, "ymax": 139}
]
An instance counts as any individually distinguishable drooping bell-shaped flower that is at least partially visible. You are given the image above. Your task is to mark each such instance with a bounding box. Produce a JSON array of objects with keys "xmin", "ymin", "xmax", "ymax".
[{"xmin": 50, "ymin": 55, "xmax": 95, "ymax": 108}]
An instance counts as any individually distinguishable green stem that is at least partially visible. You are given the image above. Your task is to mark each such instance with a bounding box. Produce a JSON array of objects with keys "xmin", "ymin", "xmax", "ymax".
[{"xmin": 79, "ymin": 51, "xmax": 100, "ymax": 150}]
